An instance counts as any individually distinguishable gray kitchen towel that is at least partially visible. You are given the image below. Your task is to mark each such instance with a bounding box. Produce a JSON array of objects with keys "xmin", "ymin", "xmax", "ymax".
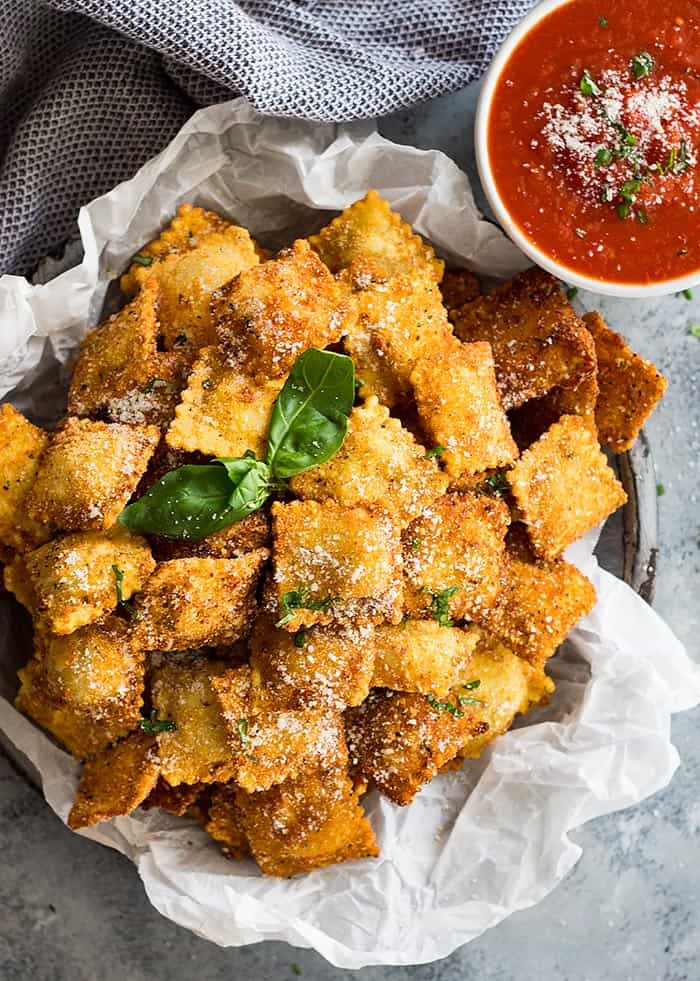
[{"xmin": 2, "ymin": 0, "xmax": 532, "ymax": 277}]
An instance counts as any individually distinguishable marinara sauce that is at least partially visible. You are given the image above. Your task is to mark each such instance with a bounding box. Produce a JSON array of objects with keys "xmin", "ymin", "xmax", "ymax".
[{"xmin": 488, "ymin": 0, "xmax": 700, "ymax": 285}]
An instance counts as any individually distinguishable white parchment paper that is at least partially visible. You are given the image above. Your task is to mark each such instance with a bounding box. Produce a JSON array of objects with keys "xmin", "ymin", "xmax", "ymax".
[{"xmin": 1, "ymin": 98, "xmax": 699, "ymax": 969}]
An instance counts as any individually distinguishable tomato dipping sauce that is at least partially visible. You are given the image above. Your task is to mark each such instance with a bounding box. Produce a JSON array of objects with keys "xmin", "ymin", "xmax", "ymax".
[{"xmin": 487, "ymin": 0, "xmax": 700, "ymax": 285}]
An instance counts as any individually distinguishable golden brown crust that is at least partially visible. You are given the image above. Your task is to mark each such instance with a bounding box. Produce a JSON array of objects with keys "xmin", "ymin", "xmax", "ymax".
[
  {"xmin": 26, "ymin": 418, "xmax": 160, "ymax": 532},
  {"xmin": 508, "ymin": 415, "xmax": 627, "ymax": 559},
  {"xmin": 141, "ymin": 777, "xmax": 207, "ymax": 816},
  {"xmin": 441, "ymin": 267, "xmax": 481, "ymax": 315},
  {"xmin": 67, "ymin": 732, "xmax": 160, "ymax": 829},
  {"xmin": 0, "ymin": 404, "xmax": 50, "ymax": 552},
  {"xmin": 132, "ymin": 551, "xmax": 268, "ymax": 651},
  {"xmin": 202, "ymin": 783, "xmax": 250, "ymax": 859},
  {"xmin": 584, "ymin": 311, "xmax": 667, "ymax": 452},
  {"xmin": 372, "ymin": 621, "xmax": 479, "ymax": 697},
  {"xmin": 150, "ymin": 509, "xmax": 270, "ymax": 562},
  {"xmin": 452, "ymin": 268, "xmax": 597, "ymax": 410},
  {"xmin": 411, "ymin": 342, "xmax": 519, "ymax": 479},
  {"xmin": 213, "ymin": 239, "xmax": 349, "ymax": 380}
]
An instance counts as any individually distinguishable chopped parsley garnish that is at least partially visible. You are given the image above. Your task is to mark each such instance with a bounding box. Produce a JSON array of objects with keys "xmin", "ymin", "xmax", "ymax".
[
  {"xmin": 173, "ymin": 332, "xmax": 188, "ymax": 346},
  {"xmin": 425, "ymin": 445, "xmax": 446, "ymax": 458},
  {"xmin": 131, "ymin": 253, "xmax": 154, "ymax": 267},
  {"xmin": 689, "ymin": 325, "xmax": 700, "ymax": 338},
  {"xmin": 598, "ymin": 15, "xmax": 609, "ymax": 27},
  {"xmin": 425, "ymin": 694, "xmax": 464, "ymax": 717},
  {"xmin": 426, "ymin": 585, "xmax": 460, "ymax": 628},
  {"xmin": 457, "ymin": 693, "xmax": 483, "ymax": 707},
  {"xmin": 485, "ymin": 471, "xmax": 509, "ymax": 497},
  {"xmin": 682, "ymin": 288, "xmax": 693, "ymax": 301},
  {"xmin": 291, "ymin": 965, "xmax": 302, "ymax": 977},
  {"xmin": 631, "ymin": 51, "xmax": 655, "ymax": 79},
  {"xmin": 637, "ymin": 207, "xmax": 649, "ymax": 225},
  {"xmin": 111, "ymin": 564, "xmax": 137, "ymax": 619},
  {"xmin": 579, "ymin": 68, "xmax": 601, "ymax": 97},
  {"xmin": 656, "ymin": 141, "xmax": 689, "ymax": 177},
  {"xmin": 138, "ymin": 712, "xmax": 175, "ymax": 734},
  {"xmin": 409, "ymin": 536, "xmax": 421, "ymax": 551},
  {"xmin": 462, "ymin": 679, "xmax": 481, "ymax": 690},
  {"xmin": 355, "ymin": 377, "xmax": 366, "ymax": 391},
  {"xmin": 656, "ymin": 482, "xmax": 665, "ymax": 497},
  {"xmin": 276, "ymin": 586, "xmax": 337, "ymax": 627},
  {"xmin": 236, "ymin": 718, "xmax": 250, "ymax": 743},
  {"xmin": 293, "ymin": 630, "xmax": 306, "ymax": 648},
  {"xmin": 594, "ymin": 147, "xmax": 613, "ymax": 168},
  {"xmin": 566, "ymin": 286, "xmax": 578, "ymax": 301},
  {"xmin": 141, "ymin": 377, "xmax": 168, "ymax": 394},
  {"xmin": 202, "ymin": 378, "xmax": 213, "ymax": 390}
]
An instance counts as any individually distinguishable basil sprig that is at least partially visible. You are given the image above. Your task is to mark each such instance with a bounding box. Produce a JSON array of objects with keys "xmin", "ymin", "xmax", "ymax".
[{"xmin": 119, "ymin": 349, "xmax": 354, "ymax": 541}]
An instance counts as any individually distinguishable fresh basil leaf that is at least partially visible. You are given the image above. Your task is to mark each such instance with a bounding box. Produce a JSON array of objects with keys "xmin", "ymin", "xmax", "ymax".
[
  {"xmin": 119, "ymin": 459, "xmax": 270, "ymax": 541},
  {"xmin": 266, "ymin": 349, "xmax": 355, "ymax": 479}
]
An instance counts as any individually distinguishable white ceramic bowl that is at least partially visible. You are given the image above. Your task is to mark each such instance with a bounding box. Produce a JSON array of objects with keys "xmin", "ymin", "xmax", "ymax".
[{"xmin": 474, "ymin": 0, "xmax": 700, "ymax": 298}]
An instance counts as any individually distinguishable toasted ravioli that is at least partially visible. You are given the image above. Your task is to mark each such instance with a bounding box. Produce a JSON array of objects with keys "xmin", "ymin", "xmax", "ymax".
[
  {"xmin": 151, "ymin": 509, "xmax": 270, "ymax": 562},
  {"xmin": 0, "ymin": 404, "xmax": 50, "ymax": 551},
  {"xmin": 453, "ymin": 267, "xmax": 597, "ymax": 410},
  {"xmin": 141, "ymin": 777, "xmax": 206, "ymax": 817},
  {"xmin": 289, "ymin": 396, "xmax": 448, "ymax": 527},
  {"xmin": 203, "ymin": 783, "xmax": 249, "ymax": 859},
  {"xmin": 5, "ymin": 526, "xmax": 154, "ymax": 635},
  {"xmin": 411, "ymin": 342, "xmax": 518, "ymax": 478},
  {"xmin": 250, "ymin": 615, "xmax": 375, "ymax": 709},
  {"xmin": 372, "ymin": 622, "xmax": 479, "ymax": 697},
  {"xmin": 67, "ymin": 732, "xmax": 160, "ymax": 829},
  {"xmin": 68, "ymin": 278, "xmax": 161, "ymax": 418},
  {"xmin": 346, "ymin": 689, "xmax": 487, "ymax": 805},
  {"xmin": 150, "ymin": 653, "xmax": 235, "ymax": 786},
  {"xmin": 403, "ymin": 493, "xmax": 509, "ymax": 622},
  {"xmin": 271, "ymin": 500, "xmax": 403, "ymax": 630},
  {"xmin": 154, "ymin": 226, "xmax": 260, "ymax": 350},
  {"xmin": 166, "ymin": 345, "xmax": 284, "ymax": 457},
  {"xmin": 120, "ymin": 203, "xmax": 235, "ymax": 296},
  {"xmin": 441, "ymin": 267, "xmax": 481, "ymax": 315},
  {"xmin": 133, "ymin": 551, "xmax": 267, "ymax": 651},
  {"xmin": 309, "ymin": 190, "xmax": 443, "ymax": 283},
  {"xmin": 26, "ymin": 418, "xmax": 159, "ymax": 532},
  {"xmin": 584, "ymin": 311, "xmax": 667, "ymax": 452},
  {"xmin": 343, "ymin": 273, "xmax": 458, "ymax": 407},
  {"xmin": 508, "ymin": 415, "xmax": 627, "ymax": 559},
  {"xmin": 213, "ymin": 240, "xmax": 348, "ymax": 379},
  {"xmin": 509, "ymin": 371, "xmax": 600, "ymax": 451},
  {"xmin": 479, "ymin": 526, "xmax": 597, "ymax": 665},
  {"xmin": 235, "ymin": 762, "xmax": 378, "ymax": 876},
  {"xmin": 15, "ymin": 621, "xmax": 145, "ymax": 759},
  {"xmin": 458, "ymin": 632, "xmax": 553, "ymax": 759},
  {"xmin": 213, "ymin": 666, "xmax": 347, "ymax": 792}
]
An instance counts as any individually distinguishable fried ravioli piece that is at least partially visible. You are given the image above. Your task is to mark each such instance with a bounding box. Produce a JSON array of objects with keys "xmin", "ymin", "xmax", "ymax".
[
  {"xmin": 441, "ymin": 267, "xmax": 481, "ymax": 315},
  {"xmin": 141, "ymin": 777, "xmax": 206, "ymax": 816},
  {"xmin": 342, "ymin": 271, "xmax": 458, "ymax": 407},
  {"xmin": 132, "ymin": 551, "xmax": 268, "ymax": 651},
  {"xmin": 203, "ymin": 783, "xmax": 249, "ymax": 859},
  {"xmin": 150, "ymin": 509, "xmax": 270, "ymax": 562},
  {"xmin": 26, "ymin": 418, "xmax": 160, "ymax": 532},
  {"xmin": 102, "ymin": 351, "xmax": 193, "ymax": 430},
  {"xmin": 150, "ymin": 653, "xmax": 235, "ymax": 786},
  {"xmin": 270, "ymin": 500, "xmax": 403, "ymax": 630},
  {"xmin": 213, "ymin": 666, "xmax": 347, "ymax": 792},
  {"xmin": 478, "ymin": 525, "xmax": 597, "ymax": 665},
  {"xmin": 120, "ymin": 203, "xmax": 235, "ymax": 296},
  {"xmin": 153, "ymin": 226, "xmax": 260, "ymax": 350},
  {"xmin": 213, "ymin": 240, "xmax": 348, "ymax": 380},
  {"xmin": 458, "ymin": 632, "xmax": 554, "ymax": 759},
  {"xmin": 16, "ymin": 618, "xmax": 145, "ymax": 758},
  {"xmin": 166, "ymin": 345, "xmax": 284, "ymax": 457},
  {"xmin": 249, "ymin": 615, "xmax": 375, "ymax": 709},
  {"xmin": 67, "ymin": 732, "xmax": 160, "ymax": 829},
  {"xmin": 372, "ymin": 621, "xmax": 479, "ymax": 697},
  {"xmin": 412, "ymin": 342, "xmax": 518, "ymax": 479},
  {"xmin": 452, "ymin": 267, "xmax": 597, "ymax": 410},
  {"xmin": 0, "ymin": 404, "xmax": 50, "ymax": 552},
  {"xmin": 508, "ymin": 370, "xmax": 599, "ymax": 451},
  {"xmin": 289, "ymin": 396, "xmax": 448, "ymax": 527},
  {"xmin": 346, "ymin": 688, "xmax": 487, "ymax": 805},
  {"xmin": 309, "ymin": 190, "xmax": 444, "ymax": 283},
  {"xmin": 235, "ymin": 761, "xmax": 378, "ymax": 876},
  {"xmin": 584, "ymin": 311, "xmax": 667, "ymax": 452},
  {"xmin": 403, "ymin": 493, "xmax": 509, "ymax": 622},
  {"xmin": 4, "ymin": 526, "xmax": 154, "ymax": 635},
  {"xmin": 508, "ymin": 415, "xmax": 627, "ymax": 559}
]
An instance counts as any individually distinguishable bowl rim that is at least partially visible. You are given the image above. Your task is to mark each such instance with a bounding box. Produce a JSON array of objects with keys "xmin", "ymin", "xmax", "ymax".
[{"xmin": 474, "ymin": 0, "xmax": 700, "ymax": 298}]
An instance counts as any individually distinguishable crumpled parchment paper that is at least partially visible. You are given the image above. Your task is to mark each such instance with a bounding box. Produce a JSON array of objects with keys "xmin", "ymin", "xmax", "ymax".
[{"xmin": 0, "ymin": 98, "xmax": 698, "ymax": 969}]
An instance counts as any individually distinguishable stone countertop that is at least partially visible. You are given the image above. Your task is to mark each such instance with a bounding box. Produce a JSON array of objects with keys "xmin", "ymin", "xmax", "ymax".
[{"xmin": 2, "ymin": 84, "xmax": 699, "ymax": 981}]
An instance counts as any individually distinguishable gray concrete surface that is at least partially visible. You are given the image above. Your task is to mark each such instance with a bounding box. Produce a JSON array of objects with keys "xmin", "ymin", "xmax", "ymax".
[{"xmin": 1, "ymin": 84, "xmax": 699, "ymax": 981}]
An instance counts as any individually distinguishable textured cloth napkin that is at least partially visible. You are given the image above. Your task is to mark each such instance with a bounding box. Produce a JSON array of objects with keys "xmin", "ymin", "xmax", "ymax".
[{"xmin": 1, "ymin": 0, "xmax": 532, "ymax": 277}]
